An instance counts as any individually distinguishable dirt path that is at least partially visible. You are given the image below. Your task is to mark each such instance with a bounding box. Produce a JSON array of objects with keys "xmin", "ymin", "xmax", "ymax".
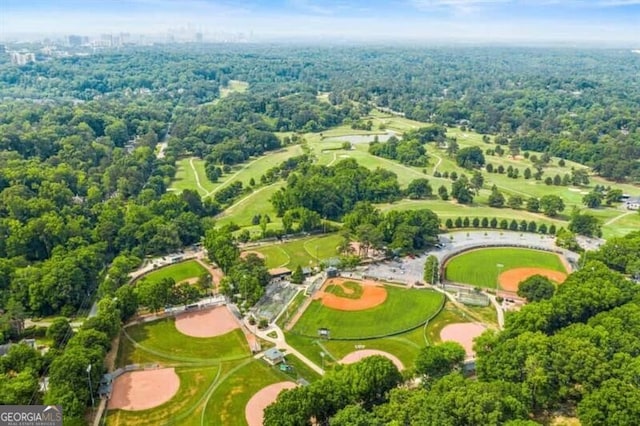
[
  {"xmin": 431, "ymin": 153, "xmax": 443, "ymax": 174},
  {"xmin": 216, "ymin": 183, "xmax": 279, "ymax": 220},
  {"xmin": 604, "ymin": 210, "xmax": 634, "ymax": 226},
  {"xmin": 189, "ymin": 157, "xmax": 208, "ymax": 195}
]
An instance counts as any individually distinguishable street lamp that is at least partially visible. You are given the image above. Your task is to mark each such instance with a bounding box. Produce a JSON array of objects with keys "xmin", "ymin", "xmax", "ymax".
[{"xmin": 86, "ymin": 364, "xmax": 95, "ymax": 409}]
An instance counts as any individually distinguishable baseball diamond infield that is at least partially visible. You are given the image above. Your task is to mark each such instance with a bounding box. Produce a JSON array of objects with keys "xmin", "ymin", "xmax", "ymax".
[
  {"xmin": 314, "ymin": 278, "xmax": 387, "ymax": 311},
  {"xmin": 340, "ymin": 349, "xmax": 404, "ymax": 370},
  {"xmin": 498, "ymin": 268, "xmax": 567, "ymax": 292},
  {"xmin": 108, "ymin": 368, "xmax": 180, "ymax": 411},
  {"xmin": 174, "ymin": 306, "xmax": 239, "ymax": 338},
  {"xmin": 440, "ymin": 323, "xmax": 486, "ymax": 359},
  {"xmin": 245, "ymin": 381, "xmax": 297, "ymax": 426}
]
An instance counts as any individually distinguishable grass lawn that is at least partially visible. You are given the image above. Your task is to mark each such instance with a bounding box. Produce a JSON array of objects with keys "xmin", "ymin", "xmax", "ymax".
[
  {"xmin": 208, "ymin": 146, "xmax": 303, "ymax": 198},
  {"xmin": 292, "ymin": 286, "xmax": 444, "ymax": 339},
  {"xmin": 445, "ymin": 248, "xmax": 567, "ymax": 289},
  {"xmin": 169, "ymin": 157, "xmax": 221, "ymax": 196},
  {"xmin": 202, "ymin": 359, "xmax": 294, "ymax": 426},
  {"xmin": 215, "ymin": 182, "xmax": 284, "ymax": 229},
  {"xmin": 141, "ymin": 260, "xmax": 208, "ymax": 285},
  {"xmin": 106, "ymin": 365, "xmax": 220, "ymax": 426},
  {"xmin": 120, "ymin": 319, "xmax": 250, "ymax": 364},
  {"xmin": 252, "ymin": 233, "xmax": 343, "ymax": 269}
]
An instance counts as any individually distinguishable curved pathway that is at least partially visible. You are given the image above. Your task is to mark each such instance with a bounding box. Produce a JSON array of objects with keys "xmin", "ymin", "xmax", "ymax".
[
  {"xmin": 605, "ymin": 210, "xmax": 634, "ymax": 226},
  {"xmin": 190, "ymin": 157, "xmax": 208, "ymax": 194}
]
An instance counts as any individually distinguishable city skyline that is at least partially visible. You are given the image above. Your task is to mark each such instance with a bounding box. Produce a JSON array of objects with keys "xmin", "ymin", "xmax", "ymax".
[{"xmin": 1, "ymin": 0, "xmax": 639, "ymax": 44}]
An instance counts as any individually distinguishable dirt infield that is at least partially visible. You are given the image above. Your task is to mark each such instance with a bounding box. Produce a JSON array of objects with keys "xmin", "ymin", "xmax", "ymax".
[
  {"xmin": 108, "ymin": 368, "xmax": 179, "ymax": 411},
  {"xmin": 498, "ymin": 268, "xmax": 567, "ymax": 292},
  {"xmin": 245, "ymin": 381, "xmax": 296, "ymax": 426},
  {"xmin": 175, "ymin": 306, "xmax": 239, "ymax": 338},
  {"xmin": 314, "ymin": 278, "xmax": 387, "ymax": 311},
  {"xmin": 340, "ymin": 349, "xmax": 404, "ymax": 370},
  {"xmin": 440, "ymin": 323, "xmax": 486, "ymax": 358},
  {"xmin": 241, "ymin": 250, "xmax": 266, "ymax": 260}
]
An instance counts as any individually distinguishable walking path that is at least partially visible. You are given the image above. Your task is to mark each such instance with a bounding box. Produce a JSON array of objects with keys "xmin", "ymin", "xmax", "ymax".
[
  {"xmin": 190, "ymin": 157, "xmax": 208, "ymax": 194},
  {"xmin": 431, "ymin": 153, "xmax": 443, "ymax": 174},
  {"xmin": 604, "ymin": 210, "xmax": 634, "ymax": 226},
  {"xmin": 251, "ymin": 323, "xmax": 325, "ymax": 375}
]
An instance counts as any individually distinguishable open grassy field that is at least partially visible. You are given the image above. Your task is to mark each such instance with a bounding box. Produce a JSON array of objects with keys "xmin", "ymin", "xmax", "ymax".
[
  {"xmin": 292, "ymin": 286, "xmax": 444, "ymax": 339},
  {"xmin": 141, "ymin": 260, "xmax": 208, "ymax": 285},
  {"xmin": 445, "ymin": 248, "xmax": 567, "ymax": 289},
  {"xmin": 170, "ymin": 157, "xmax": 222, "ymax": 196},
  {"xmin": 220, "ymin": 80, "xmax": 249, "ymax": 98},
  {"xmin": 250, "ymin": 233, "xmax": 343, "ymax": 269},
  {"xmin": 120, "ymin": 318, "xmax": 250, "ymax": 364},
  {"xmin": 215, "ymin": 182, "xmax": 284, "ymax": 229}
]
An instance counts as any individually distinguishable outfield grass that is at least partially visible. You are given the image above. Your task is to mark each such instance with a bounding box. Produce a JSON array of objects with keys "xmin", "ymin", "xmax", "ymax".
[
  {"xmin": 141, "ymin": 260, "xmax": 208, "ymax": 285},
  {"xmin": 251, "ymin": 233, "xmax": 343, "ymax": 269},
  {"xmin": 276, "ymin": 291, "xmax": 306, "ymax": 329},
  {"xmin": 445, "ymin": 247, "xmax": 567, "ymax": 289},
  {"xmin": 202, "ymin": 359, "xmax": 294, "ymax": 426},
  {"xmin": 292, "ymin": 286, "xmax": 444, "ymax": 339},
  {"xmin": 121, "ymin": 319, "xmax": 250, "ymax": 364},
  {"xmin": 106, "ymin": 365, "xmax": 221, "ymax": 426}
]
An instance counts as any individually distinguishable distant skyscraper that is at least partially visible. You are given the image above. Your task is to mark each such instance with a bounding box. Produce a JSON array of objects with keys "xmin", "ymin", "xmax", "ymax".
[
  {"xmin": 10, "ymin": 52, "xmax": 35, "ymax": 65},
  {"xmin": 68, "ymin": 35, "xmax": 83, "ymax": 46}
]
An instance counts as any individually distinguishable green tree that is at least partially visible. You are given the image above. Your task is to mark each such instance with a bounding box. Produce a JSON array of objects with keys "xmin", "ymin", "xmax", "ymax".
[
  {"xmin": 517, "ymin": 275, "xmax": 555, "ymax": 302},
  {"xmin": 423, "ymin": 255, "xmax": 439, "ymax": 284},
  {"xmin": 526, "ymin": 197, "xmax": 540, "ymax": 212},
  {"xmin": 582, "ymin": 191, "xmax": 603, "ymax": 208},
  {"xmin": 438, "ymin": 185, "xmax": 449, "ymax": 201},
  {"xmin": 46, "ymin": 318, "xmax": 73, "ymax": 349},
  {"xmin": 508, "ymin": 195, "xmax": 524, "ymax": 209},
  {"xmin": 451, "ymin": 175, "xmax": 474, "ymax": 204},
  {"xmin": 415, "ymin": 342, "xmax": 466, "ymax": 383},
  {"xmin": 539, "ymin": 195, "xmax": 565, "ymax": 217},
  {"xmin": 456, "ymin": 146, "xmax": 485, "ymax": 169},
  {"xmin": 488, "ymin": 187, "xmax": 505, "ymax": 207},
  {"xmin": 291, "ymin": 265, "xmax": 304, "ymax": 284},
  {"xmin": 204, "ymin": 226, "xmax": 240, "ymax": 273},
  {"xmin": 569, "ymin": 212, "xmax": 601, "ymax": 237},
  {"xmin": 406, "ymin": 178, "xmax": 433, "ymax": 199}
]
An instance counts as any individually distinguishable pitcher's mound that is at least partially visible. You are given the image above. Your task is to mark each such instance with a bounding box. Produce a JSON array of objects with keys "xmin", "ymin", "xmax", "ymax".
[
  {"xmin": 175, "ymin": 306, "xmax": 239, "ymax": 338},
  {"xmin": 340, "ymin": 349, "xmax": 404, "ymax": 370},
  {"xmin": 440, "ymin": 323, "xmax": 486, "ymax": 358},
  {"xmin": 108, "ymin": 368, "xmax": 179, "ymax": 411},
  {"xmin": 499, "ymin": 268, "xmax": 567, "ymax": 292},
  {"xmin": 245, "ymin": 381, "xmax": 296, "ymax": 426}
]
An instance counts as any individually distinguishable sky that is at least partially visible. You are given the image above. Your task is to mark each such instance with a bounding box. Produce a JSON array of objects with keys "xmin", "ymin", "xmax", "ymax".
[{"xmin": 1, "ymin": 0, "xmax": 639, "ymax": 44}]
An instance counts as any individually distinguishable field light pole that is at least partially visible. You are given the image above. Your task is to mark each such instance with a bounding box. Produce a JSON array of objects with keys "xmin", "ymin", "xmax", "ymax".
[
  {"xmin": 86, "ymin": 364, "xmax": 95, "ymax": 409},
  {"xmin": 320, "ymin": 351, "xmax": 325, "ymax": 370}
]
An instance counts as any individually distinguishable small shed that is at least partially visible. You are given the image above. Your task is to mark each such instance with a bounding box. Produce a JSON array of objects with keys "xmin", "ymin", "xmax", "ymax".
[{"xmin": 263, "ymin": 348, "xmax": 285, "ymax": 365}]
